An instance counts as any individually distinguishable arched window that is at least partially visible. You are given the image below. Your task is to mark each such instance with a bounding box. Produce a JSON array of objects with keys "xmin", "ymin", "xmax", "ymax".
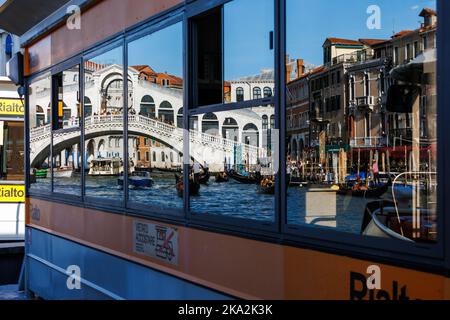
[
  {"xmin": 350, "ymin": 76, "xmax": 355, "ymax": 101},
  {"xmin": 270, "ymin": 115, "xmax": 275, "ymax": 129},
  {"xmin": 161, "ymin": 151, "xmax": 166, "ymax": 162},
  {"xmin": 262, "ymin": 115, "xmax": 268, "ymax": 130},
  {"xmin": 364, "ymin": 73, "xmax": 370, "ymax": 96},
  {"xmin": 242, "ymin": 123, "xmax": 259, "ymax": 147},
  {"xmin": 152, "ymin": 151, "xmax": 156, "ymax": 162},
  {"xmin": 170, "ymin": 152, "xmax": 174, "ymax": 163},
  {"xmin": 222, "ymin": 118, "xmax": 239, "ymax": 141},
  {"xmin": 253, "ymin": 87, "xmax": 262, "ymax": 99},
  {"xmin": 84, "ymin": 97, "xmax": 93, "ymax": 117},
  {"xmin": 36, "ymin": 105, "xmax": 46, "ymax": 127},
  {"xmin": 236, "ymin": 87, "xmax": 244, "ymax": 102},
  {"xmin": 177, "ymin": 108, "xmax": 183, "ymax": 128},
  {"xmin": 140, "ymin": 95, "xmax": 155, "ymax": 118},
  {"xmin": 202, "ymin": 112, "xmax": 219, "ymax": 135},
  {"xmin": 159, "ymin": 101, "xmax": 174, "ymax": 124},
  {"xmin": 263, "ymin": 87, "xmax": 272, "ymax": 98}
]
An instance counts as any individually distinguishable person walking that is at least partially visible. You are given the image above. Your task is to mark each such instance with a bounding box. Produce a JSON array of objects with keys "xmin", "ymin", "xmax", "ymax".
[{"xmin": 372, "ymin": 159, "xmax": 380, "ymax": 185}]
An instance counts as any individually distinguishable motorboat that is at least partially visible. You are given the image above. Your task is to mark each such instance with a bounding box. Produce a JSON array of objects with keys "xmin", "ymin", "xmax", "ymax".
[
  {"xmin": 118, "ymin": 171, "xmax": 154, "ymax": 188},
  {"xmin": 53, "ymin": 166, "xmax": 74, "ymax": 178}
]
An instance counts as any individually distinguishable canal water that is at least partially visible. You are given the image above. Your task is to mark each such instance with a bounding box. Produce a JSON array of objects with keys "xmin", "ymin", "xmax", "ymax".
[{"xmin": 30, "ymin": 174, "xmax": 372, "ymax": 235}]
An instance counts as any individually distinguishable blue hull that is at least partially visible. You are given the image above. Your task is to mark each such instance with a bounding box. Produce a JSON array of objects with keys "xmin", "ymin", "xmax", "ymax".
[{"xmin": 118, "ymin": 177, "xmax": 154, "ymax": 188}]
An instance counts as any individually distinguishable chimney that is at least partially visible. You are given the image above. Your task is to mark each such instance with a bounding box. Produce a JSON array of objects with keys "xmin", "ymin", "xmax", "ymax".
[
  {"xmin": 296, "ymin": 59, "xmax": 304, "ymax": 79},
  {"xmin": 286, "ymin": 55, "xmax": 292, "ymax": 83}
]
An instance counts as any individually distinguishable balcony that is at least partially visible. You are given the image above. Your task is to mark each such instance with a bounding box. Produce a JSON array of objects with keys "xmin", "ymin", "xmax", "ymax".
[
  {"xmin": 310, "ymin": 109, "xmax": 326, "ymax": 123},
  {"xmin": 355, "ymin": 96, "xmax": 376, "ymax": 111},
  {"xmin": 391, "ymin": 128, "xmax": 413, "ymax": 146},
  {"xmin": 350, "ymin": 136, "xmax": 384, "ymax": 148}
]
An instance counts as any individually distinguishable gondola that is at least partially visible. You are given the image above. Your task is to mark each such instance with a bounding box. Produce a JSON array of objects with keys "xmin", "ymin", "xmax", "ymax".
[
  {"xmin": 215, "ymin": 172, "xmax": 229, "ymax": 183},
  {"xmin": 226, "ymin": 169, "xmax": 261, "ymax": 184},
  {"xmin": 197, "ymin": 170, "xmax": 210, "ymax": 185},
  {"xmin": 175, "ymin": 174, "xmax": 200, "ymax": 197},
  {"xmin": 257, "ymin": 181, "xmax": 275, "ymax": 195},
  {"xmin": 337, "ymin": 183, "xmax": 389, "ymax": 198}
]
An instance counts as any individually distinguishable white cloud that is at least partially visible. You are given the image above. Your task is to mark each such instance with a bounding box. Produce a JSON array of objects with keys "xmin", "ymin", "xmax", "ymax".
[{"xmin": 411, "ymin": 5, "xmax": 419, "ymax": 10}]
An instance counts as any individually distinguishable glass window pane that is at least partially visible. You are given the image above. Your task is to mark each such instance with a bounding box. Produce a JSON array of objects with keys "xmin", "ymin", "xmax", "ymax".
[
  {"xmin": 84, "ymin": 46, "xmax": 124, "ymax": 201},
  {"xmin": 127, "ymin": 23, "xmax": 184, "ymax": 210},
  {"xmin": 189, "ymin": 105, "xmax": 276, "ymax": 222},
  {"xmin": 286, "ymin": 0, "xmax": 438, "ymax": 243},
  {"xmin": 1, "ymin": 122, "xmax": 24, "ymax": 181},
  {"xmin": 190, "ymin": 0, "xmax": 275, "ymax": 107},
  {"xmin": 52, "ymin": 66, "xmax": 82, "ymax": 196},
  {"xmin": 29, "ymin": 73, "xmax": 52, "ymax": 192},
  {"xmin": 224, "ymin": 0, "xmax": 274, "ymax": 104}
]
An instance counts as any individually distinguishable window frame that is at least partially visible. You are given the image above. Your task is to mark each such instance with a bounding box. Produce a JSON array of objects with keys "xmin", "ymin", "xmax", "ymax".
[
  {"xmin": 185, "ymin": 0, "xmax": 280, "ymax": 233},
  {"xmin": 49, "ymin": 60, "xmax": 83, "ymax": 200},
  {"xmin": 124, "ymin": 10, "xmax": 186, "ymax": 218}
]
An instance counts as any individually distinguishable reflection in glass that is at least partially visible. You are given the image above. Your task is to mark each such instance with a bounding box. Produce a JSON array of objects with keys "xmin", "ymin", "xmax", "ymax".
[
  {"xmin": 1, "ymin": 122, "xmax": 24, "ymax": 181},
  {"xmin": 224, "ymin": 0, "xmax": 274, "ymax": 104},
  {"xmin": 84, "ymin": 46, "xmax": 125, "ymax": 200},
  {"xmin": 190, "ymin": 0, "xmax": 274, "ymax": 107},
  {"xmin": 126, "ymin": 23, "xmax": 184, "ymax": 210},
  {"xmin": 286, "ymin": 0, "xmax": 438, "ymax": 243},
  {"xmin": 29, "ymin": 73, "xmax": 52, "ymax": 192},
  {"xmin": 189, "ymin": 105, "xmax": 276, "ymax": 222},
  {"xmin": 52, "ymin": 66, "xmax": 82, "ymax": 196}
]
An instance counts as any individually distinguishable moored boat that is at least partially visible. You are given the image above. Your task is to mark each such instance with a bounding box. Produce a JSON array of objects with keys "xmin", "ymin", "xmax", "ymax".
[
  {"xmin": 361, "ymin": 200, "xmax": 436, "ymax": 243},
  {"xmin": 226, "ymin": 169, "xmax": 261, "ymax": 184},
  {"xmin": 35, "ymin": 169, "xmax": 48, "ymax": 179},
  {"xmin": 337, "ymin": 183, "xmax": 389, "ymax": 198}
]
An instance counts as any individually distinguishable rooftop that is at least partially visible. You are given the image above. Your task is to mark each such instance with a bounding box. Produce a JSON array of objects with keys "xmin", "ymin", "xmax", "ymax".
[
  {"xmin": 325, "ymin": 38, "xmax": 363, "ymax": 46},
  {"xmin": 233, "ymin": 69, "xmax": 275, "ymax": 83}
]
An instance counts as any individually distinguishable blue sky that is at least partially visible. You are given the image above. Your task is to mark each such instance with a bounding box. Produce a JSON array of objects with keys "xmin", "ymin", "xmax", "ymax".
[
  {"xmin": 92, "ymin": 0, "xmax": 436, "ymax": 80},
  {"xmin": 287, "ymin": 0, "xmax": 437, "ymax": 66},
  {"xmin": 128, "ymin": 23, "xmax": 183, "ymax": 77}
]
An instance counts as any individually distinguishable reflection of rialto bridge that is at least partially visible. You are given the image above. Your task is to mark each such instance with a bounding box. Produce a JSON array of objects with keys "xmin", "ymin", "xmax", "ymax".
[
  {"xmin": 29, "ymin": 64, "xmax": 275, "ymax": 171},
  {"xmin": 30, "ymin": 114, "xmax": 272, "ymax": 172}
]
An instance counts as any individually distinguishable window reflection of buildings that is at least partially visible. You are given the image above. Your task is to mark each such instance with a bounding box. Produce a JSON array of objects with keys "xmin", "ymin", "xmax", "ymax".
[{"xmin": 287, "ymin": 7, "xmax": 437, "ymax": 164}]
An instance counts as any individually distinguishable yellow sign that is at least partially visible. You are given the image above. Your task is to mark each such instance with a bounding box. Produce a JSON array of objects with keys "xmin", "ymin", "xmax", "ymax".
[
  {"xmin": 0, "ymin": 185, "xmax": 25, "ymax": 203},
  {"xmin": 0, "ymin": 98, "xmax": 24, "ymax": 116}
]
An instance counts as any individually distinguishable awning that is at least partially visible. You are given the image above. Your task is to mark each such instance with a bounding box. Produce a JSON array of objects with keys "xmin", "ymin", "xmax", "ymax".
[
  {"xmin": 390, "ymin": 48, "xmax": 437, "ymax": 84},
  {"xmin": 0, "ymin": 0, "xmax": 70, "ymax": 36}
]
